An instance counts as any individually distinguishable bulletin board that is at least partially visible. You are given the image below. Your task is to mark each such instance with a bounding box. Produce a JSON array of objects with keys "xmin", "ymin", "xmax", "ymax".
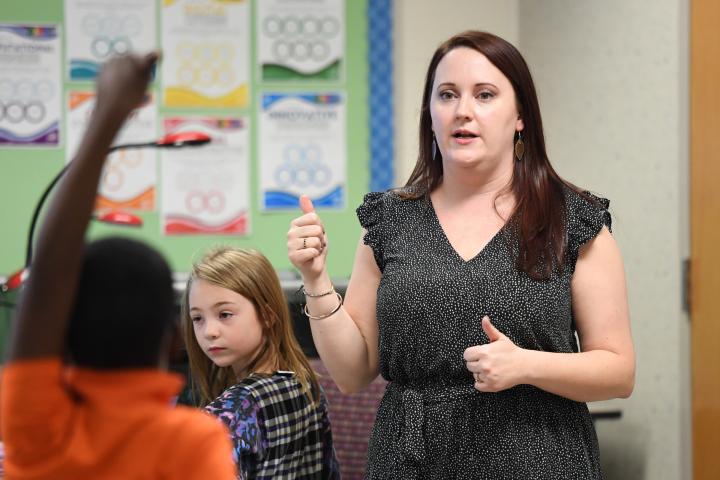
[{"xmin": 0, "ymin": 0, "xmax": 376, "ymax": 281}]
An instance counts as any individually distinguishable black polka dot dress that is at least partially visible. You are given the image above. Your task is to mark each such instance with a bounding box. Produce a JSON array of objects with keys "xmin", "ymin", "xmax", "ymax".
[{"xmin": 355, "ymin": 187, "xmax": 610, "ymax": 480}]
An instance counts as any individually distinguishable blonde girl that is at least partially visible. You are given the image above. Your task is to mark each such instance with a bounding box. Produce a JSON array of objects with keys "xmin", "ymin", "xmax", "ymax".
[{"xmin": 182, "ymin": 247, "xmax": 340, "ymax": 480}]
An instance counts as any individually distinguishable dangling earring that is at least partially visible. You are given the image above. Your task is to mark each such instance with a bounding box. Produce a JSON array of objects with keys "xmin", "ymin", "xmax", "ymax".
[
  {"xmin": 514, "ymin": 131, "xmax": 525, "ymax": 161},
  {"xmin": 432, "ymin": 134, "xmax": 438, "ymax": 160}
]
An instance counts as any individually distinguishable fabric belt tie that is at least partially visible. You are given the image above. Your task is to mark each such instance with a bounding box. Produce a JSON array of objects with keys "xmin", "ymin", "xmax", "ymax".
[{"xmin": 390, "ymin": 381, "xmax": 476, "ymax": 469}]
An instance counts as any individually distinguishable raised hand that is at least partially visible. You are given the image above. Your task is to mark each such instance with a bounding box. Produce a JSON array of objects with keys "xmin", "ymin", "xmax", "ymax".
[
  {"xmin": 463, "ymin": 316, "xmax": 527, "ymax": 392},
  {"xmin": 94, "ymin": 51, "xmax": 159, "ymax": 122},
  {"xmin": 287, "ymin": 195, "xmax": 328, "ymax": 280}
]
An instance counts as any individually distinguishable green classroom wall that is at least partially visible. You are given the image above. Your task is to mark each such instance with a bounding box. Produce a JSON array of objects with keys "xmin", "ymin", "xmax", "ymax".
[{"xmin": 0, "ymin": 0, "xmax": 369, "ymax": 281}]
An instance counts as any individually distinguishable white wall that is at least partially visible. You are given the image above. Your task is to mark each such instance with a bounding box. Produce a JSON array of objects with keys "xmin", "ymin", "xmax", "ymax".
[
  {"xmin": 393, "ymin": 1, "xmax": 691, "ymax": 479},
  {"xmin": 520, "ymin": 1, "xmax": 690, "ymax": 478}
]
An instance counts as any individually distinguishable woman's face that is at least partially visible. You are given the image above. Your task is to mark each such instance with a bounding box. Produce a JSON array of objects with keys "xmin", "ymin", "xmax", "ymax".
[
  {"xmin": 429, "ymin": 47, "xmax": 523, "ymax": 174},
  {"xmin": 189, "ymin": 279, "xmax": 265, "ymax": 380}
]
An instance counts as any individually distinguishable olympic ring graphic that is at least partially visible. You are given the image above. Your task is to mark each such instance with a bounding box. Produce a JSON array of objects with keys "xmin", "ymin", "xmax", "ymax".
[
  {"xmin": 35, "ymin": 80, "xmax": 54, "ymax": 101},
  {"xmin": 82, "ymin": 14, "xmax": 102, "ymax": 36},
  {"xmin": 83, "ymin": 14, "xmax": 142, "ymax": 38},
  {"xmin": 175, "ymin": 43, "xmax": 236, "ymax": 86},
  {"xmin": 217, "ymin": 44, "xmax": 234, "ymax": 63},
  {"xmin": 101, "ymin": 150, "xmax": 144, "ymax": 192},
  {"xmin": 0, "ymin": 78, "xmax": 53, "ymax": 100},
  {"xmin": 15, "ymin": 80, "xmax": 34, "ymax": 99},
  {"xmin": 0, "ymin": 79, "xmax": 54, "ymax": 101},
  {"xmin": 0, "ymin": 101, "xmax": 46, "ymax": 124},
  {"xmin": 301, "ymin": 16, "xmax": 320, "ymax": 36},
  {"xmin": 272, "ymin": 40, "xmax": 291, "ymax": 60},
  {"xmin": 274, "ymin": 145, "xmax": 332, "ymax": 188},
  {"xmin": 178, "ymin": 43, "xmax": 195, "ymax": 62},
  {"xmin": 102, "ymin": 166, "xmax": 124, "ymax": 192},
  {"xmin": 177, "ymin": 43, "xmax": 236, "ymax": 64},
  {"xmin": 112, "ymin": 149, "xmax": 143, "ymax": 168},
  {"xmin": 283, "ymin": 16, "xmax": 302, "ymax": 36},
  {"xmin": 292, "ymin": 41, "xmax": 310, "ymax": 61},
  {"xmin": 272, "ymin": 40, "xmax": 331, "ymax": 62},
  {"xmin": 100, "ymin": 16, "xmax": 123, "ymax": 36},
  {"xmin": 0, "ymin": 80, "xmax": 13, "ymax": 99},
  {"xmin": 185, "ymin": 190, "xmax": 226, "ymax": 214},
  {"xmin": 263, "ymin": 16, "xmax": 283, "ymax": 37},
  {"xmin": 310, "ymin": 41, "xmax": 330, "ymax": 61},
  {"xmin": 197, "ymin": 69, "xmax": 216, "ymax": 88},
  {"xmin": 275, "ymin": 163, "xmax": 331, "ymax": 188},
  {"xmin": 177, "ymin": 64, "xmax": 235, "ymax": 87},
  {"xmin": 320, "ymin": 16, "xmax": 340, "ymax": 37},
  {"xmin": 91, "ymin": 36, "xmax": 133, "ymax": 59},
  {"xmin": 262, "ymin": 15, "xmax": 340, "ymax": 38}
]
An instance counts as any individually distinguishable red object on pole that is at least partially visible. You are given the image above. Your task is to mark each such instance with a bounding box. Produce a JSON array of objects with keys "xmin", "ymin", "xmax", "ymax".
[
  {"xmin": 155, "ymin": 131, "xmax": 211, "ymax": 146},
  {"xmin": 2, "ymin": 132, "xmax": 211, "ymax": 295},
  {"xmin": 3, "ymin": 268, "xmax": 28, "ymax": 292},
  {"xmin": 96, "ymin": 211, "xmax": 143, "ymax": 226}
]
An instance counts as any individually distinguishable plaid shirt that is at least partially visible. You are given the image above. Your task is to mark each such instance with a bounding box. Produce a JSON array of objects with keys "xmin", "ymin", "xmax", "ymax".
[{"xmin": 205, "ymin": 372, "xmax": 341, "ymax": 480}]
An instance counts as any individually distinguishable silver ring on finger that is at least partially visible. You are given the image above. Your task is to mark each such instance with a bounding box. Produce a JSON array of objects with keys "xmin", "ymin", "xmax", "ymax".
[{"xmin": 302, "ymin": 238, "xmax": 307, "ymax": 249}]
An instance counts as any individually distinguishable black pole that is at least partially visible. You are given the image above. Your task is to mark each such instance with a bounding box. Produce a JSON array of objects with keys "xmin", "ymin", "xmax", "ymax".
[{"xmin": 24, "ymin": 141, "xmax": 157, "ymax": 268}]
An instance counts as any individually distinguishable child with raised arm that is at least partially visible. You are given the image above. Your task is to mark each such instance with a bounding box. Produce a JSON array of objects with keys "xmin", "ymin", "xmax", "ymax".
[
  {"xmin": 182, "ymin": 247, "xmax": 341, "ymax": 480},
  {"xmin": 0, "ymin": 54, "xmax": 236, "ymax": 480}
]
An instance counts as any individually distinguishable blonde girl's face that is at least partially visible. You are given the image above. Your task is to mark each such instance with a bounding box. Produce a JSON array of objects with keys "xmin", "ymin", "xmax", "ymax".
[{"xmin": 189, "ymin": 279, "xmax": 265, "ymax": 380}]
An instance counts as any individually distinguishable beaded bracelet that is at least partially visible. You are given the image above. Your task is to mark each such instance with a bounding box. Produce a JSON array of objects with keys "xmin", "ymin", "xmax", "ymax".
[
  {"xmin": 301, "ymin": 284, "xmax": 335, "ymax": 298},
  {"xmin": 303, "ymin": 292, "xmax": 343, "ymax": 320}
]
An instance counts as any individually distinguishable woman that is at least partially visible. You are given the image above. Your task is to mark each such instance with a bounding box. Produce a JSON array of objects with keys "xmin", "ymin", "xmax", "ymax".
[{"xmin": 288, "ymin": 31, "xmax": 635, "ymax": 479}]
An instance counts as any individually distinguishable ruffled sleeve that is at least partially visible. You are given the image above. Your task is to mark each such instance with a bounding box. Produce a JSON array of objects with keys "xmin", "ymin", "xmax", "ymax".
[
  {"xmin": 565, "ymin": 189, "xmax": 612, "ymax": 272},
  {"xmin": 356, "ymin": 191, "xmax": 388, "ymax": 272}
]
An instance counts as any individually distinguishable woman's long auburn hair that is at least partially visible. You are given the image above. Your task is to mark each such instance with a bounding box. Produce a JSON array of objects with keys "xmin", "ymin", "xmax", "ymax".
[
  {"xmin": 405, "ymin": 30, "xmax": 581, "ymax": 279},
  {"xmin": 181, "ymin": 247, "xmax": 320, "ymax": 406}
]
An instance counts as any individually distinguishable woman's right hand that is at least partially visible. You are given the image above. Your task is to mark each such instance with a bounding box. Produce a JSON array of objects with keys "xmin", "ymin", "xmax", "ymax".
[{"xmin": 287, "ymin": 195, "xmax": 329, "ymax": 281}]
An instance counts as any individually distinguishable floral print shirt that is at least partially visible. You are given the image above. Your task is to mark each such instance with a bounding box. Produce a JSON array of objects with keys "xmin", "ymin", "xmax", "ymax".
[{"xmin": 205, "ymin": 372, "xmax": 341, "ymax": 480}]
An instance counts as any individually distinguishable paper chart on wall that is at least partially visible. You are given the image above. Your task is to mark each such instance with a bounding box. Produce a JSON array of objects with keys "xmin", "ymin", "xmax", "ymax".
[
  {"xmin": 64, "ymin": 0, "xmax": 157, "ymax": 81},
  {"xmin": 161, "ymin": 0, "xmax": 250, "ymax": 108},
  {"xmin": 66, "ymin": 92, "xmax": 158, "ymax": 211},
  {"xmin": 260, "ymin": 92, "xmax": 346, "ymax": 210},
  {"xmin": 0, "ymin": 24, "xmax": 61, "ymax": 147},
  {"xmin": 257, "ymin": 0, "xmax": 344, "ymax": 82},
  {"xmin": 161, "ymin": 117, "xmax": 250, "ymax": 235}
]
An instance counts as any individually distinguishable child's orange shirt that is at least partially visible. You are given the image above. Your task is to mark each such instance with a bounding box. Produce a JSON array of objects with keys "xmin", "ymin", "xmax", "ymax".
[{"xmin": 0, "ymin": 358, "xmax": 236, "ymax": 480}]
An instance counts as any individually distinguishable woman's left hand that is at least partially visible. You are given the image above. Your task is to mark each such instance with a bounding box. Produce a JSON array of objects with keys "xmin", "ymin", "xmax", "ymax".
[{"xmin": 463, "ymin": 316, "xmax": 528, "ymax": 393}]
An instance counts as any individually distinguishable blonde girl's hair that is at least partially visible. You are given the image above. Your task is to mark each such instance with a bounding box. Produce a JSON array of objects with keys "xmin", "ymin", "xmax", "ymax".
[{"xmin": 181, "ymin": 247, "xmax": 320, "ymax": 406}]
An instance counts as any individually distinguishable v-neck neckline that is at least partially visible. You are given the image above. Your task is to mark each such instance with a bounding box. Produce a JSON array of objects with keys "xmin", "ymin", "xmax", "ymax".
[{"xmin": 425, "ymin": 195, "xmax": 508, "ymax": 264}]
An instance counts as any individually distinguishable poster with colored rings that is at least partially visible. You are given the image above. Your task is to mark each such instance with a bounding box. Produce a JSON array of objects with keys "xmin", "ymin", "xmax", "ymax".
[
  {"xmin": 161, "ymin": 117, "xmax": 250, "ymax": 235},
  {"xmin": 260, "ymin": 92, "xmax": 346, "ymax": 210},
  {"xmin": 66, "ymin": 92, "xmax": 158, "ymax": 211},
  {"xmin": 0, "ymin": 24, "xmax": 61, "ymax": 147},
  {"xmin": 161, "ymin": 0, "xmax": 249, "ymax": 108},
  {"xmin": 64, "ymin": 0, "xmax": 157, "ymax": 81},
  {"xmin": 257, "ymin": 0, "xmax": 344, "ymax": 81}
]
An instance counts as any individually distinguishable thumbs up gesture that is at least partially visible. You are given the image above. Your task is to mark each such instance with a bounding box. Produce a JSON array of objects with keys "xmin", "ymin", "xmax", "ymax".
[
  {"xmin": 287, "ymin": 194, "xmax": 329, "ymax": 280},
  {"xmin": 463, "ymin": 316, "xmax": 527, "ymax": 393}
]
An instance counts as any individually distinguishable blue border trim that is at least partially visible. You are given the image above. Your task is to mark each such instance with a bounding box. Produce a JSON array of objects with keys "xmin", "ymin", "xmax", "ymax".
[{"xmin": 368, "ymin": 0, "xmax": 394, "ymax": 191}]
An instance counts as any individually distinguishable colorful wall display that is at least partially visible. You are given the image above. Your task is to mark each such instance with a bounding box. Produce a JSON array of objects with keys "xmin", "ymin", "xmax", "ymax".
[
  {"xmin": 257, "ymin": 0, "xmax": 344, "ymax": 81},
  {"xmin": 0, "ymin": 24, "xmax": 61, "ymax": 147},
  {"xmin": 161, "ymin": 0, "xmax": 250, "ymax": 108},
  {"xmin": 161, "ymin": 117, "xmax": 250, "ymax": 235},
  {"xmin": 259, "ymin": 92, "xmax": 346, "ymax": 210},
  {"xmin": 66, "ymin": 92, "xmax": 158, "ymax": 211},
  {"xmin": 65, "ymin": 0, "xmax": 157, "ymax": 80}
]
